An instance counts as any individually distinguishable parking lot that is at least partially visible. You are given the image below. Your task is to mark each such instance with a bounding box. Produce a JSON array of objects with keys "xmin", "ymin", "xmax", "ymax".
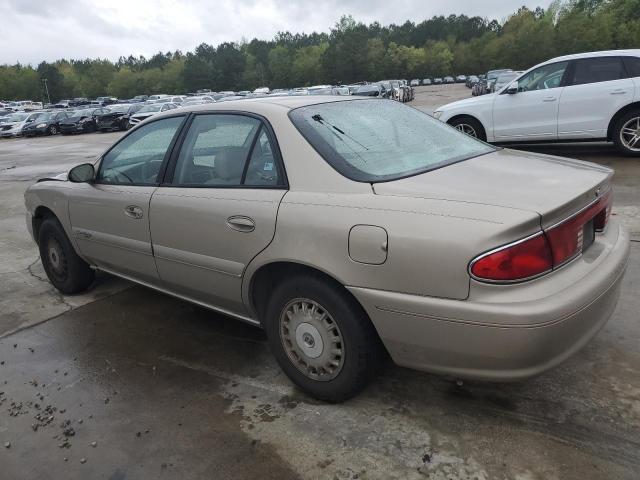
[{"xmin": 1, "ymin": 85, "xmax": 639, "ymax": 480}]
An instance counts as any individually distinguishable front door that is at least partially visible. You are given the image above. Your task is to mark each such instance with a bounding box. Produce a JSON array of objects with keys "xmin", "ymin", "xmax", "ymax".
[
  {"xmin": 492, "ymin": 61, "xmax": 569, "ymax": 141},
  {"xmin": 149, "ymin": 113, "xmax": 287, "ymax": 316},
  {"xmin": 68, "ymin": 115, "xmax": 186, "ymax": 283}
]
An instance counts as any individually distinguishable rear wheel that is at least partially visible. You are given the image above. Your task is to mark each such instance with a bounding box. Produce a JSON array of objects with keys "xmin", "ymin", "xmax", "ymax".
[
  {"xmin": 448, "ymin": 116, "xmax": 486, "ymax": 141},
  {"xmin": 48, "ymin": 125, "xmax": 58, "ymax": 135},
  {"xmin": 613, "ymin": 111, "xmax": 640, "ymax": 157},
  {"xmin": 264, "ymin": 274, "xmax": 382, "ymax": 402},
  {"xmin": 38, "ymin": 217, "xmax": 94, "ymax": 294}
]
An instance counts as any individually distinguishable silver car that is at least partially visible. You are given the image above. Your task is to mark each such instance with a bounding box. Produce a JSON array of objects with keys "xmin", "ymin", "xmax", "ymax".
[{"xmin": 24, "ymin": 97, "xmax": 629, "ymax": 401}]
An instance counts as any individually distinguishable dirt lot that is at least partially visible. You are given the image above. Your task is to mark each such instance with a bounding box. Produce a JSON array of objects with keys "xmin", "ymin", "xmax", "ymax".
[{"xmin": 0, "ymin": 87, "xmax": 639, "ymax": 480}]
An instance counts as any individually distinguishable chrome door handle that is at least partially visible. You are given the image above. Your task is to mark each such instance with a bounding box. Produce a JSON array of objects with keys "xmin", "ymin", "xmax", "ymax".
[
  {"xmin": 610, "ymin": 90, "xmax": 627, "ymax": 95},
  {"xmin": 227, "ymin": 215, "xmax": 255, "ymax": 232},
  {"xmin": 124, "ymin": 205, "xmax": 144, "ymax": 219},
  {"xmin": 542, "ymin": 97, "xmax": 557, "ymax": 102}
]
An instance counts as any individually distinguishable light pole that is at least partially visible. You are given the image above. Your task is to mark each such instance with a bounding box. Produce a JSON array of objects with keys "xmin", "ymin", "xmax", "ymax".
[{"xmin": 42, "ymin": 78, "xmax": 51, "ymax": 105}]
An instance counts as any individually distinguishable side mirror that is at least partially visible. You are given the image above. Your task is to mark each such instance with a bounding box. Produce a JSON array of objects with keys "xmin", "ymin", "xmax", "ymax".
[
  {"xmin": 506, "ymin": 81, "xmax": 518, "ymax": 94},
  {"xmin": 68, "ymin": 163, "xmax": 95, "ymax": 183}
]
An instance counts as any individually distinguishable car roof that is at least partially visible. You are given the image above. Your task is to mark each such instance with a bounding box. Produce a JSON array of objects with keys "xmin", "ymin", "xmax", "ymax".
[
  {"xmin": 546, "ymin": 49, "xmax": 640, "ymax": 64},
  {"xmin": 164, "ymin": 94, "xmax": 366, "ymax": 115}
]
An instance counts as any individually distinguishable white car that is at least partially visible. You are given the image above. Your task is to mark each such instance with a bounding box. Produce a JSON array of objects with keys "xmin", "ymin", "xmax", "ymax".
[
  {"xmin": 0, "ymin": 111, "xmax": 43, "ymax": 138},
  {"xmin": 434, "ymin": 49, "xmax": 640, "ymax": 155},
  {"xmin": 128, "ymin": 103, "xmax": 177, "ymax": 126}
]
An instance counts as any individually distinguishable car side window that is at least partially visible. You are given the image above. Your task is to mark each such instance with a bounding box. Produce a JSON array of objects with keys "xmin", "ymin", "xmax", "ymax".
[
  {"xmin": 517, "ymin": 61, "xmax": 568, "ymax": 92},
  {"xmin": 244, "ymin": 128, "xmax": 279, "ymax": 186},
  {"xmin": 96, "ymin": 116, "xmax": 184, "ymax": 185},
  {"xmin": 571, "ymin": 57, "xmax": 626, "ymax": 85},
  {"xmin": 172, "ymin": 114, "xmax": 261, "ymax": 187},
  {"xmin": 623, "ymin": 56, "xmax": 640, "ymax": 77}
]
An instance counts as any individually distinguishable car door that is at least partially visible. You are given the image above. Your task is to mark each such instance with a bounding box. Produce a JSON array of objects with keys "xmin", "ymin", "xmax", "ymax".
[
  {"xmin": 68, "ymin": 115, "xmax": 186, "ymax": 283},
  {"xmin": 492, "ymin": 61, "xmax": 569, "ymax": 141},
  {"xmin": 557, "ymin": 56, "xmax": 634, "ymax": 139},
  {"xmin": 149, "ymin": 113, "xmax": 287, "ymax": 316}
]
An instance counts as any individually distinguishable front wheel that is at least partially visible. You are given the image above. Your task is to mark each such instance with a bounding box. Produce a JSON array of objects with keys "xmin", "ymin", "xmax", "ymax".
[
  {"xmin": 264, "ymin": 275, "xmax": 382, "ymax": 402},
  {"xmin": 448, "ymin": 116, "xmax": 486, "ymax": 141},
  {"xmin": 48, "ymin": 125, "xmax": 58, "ymax": 135},
  {"xmin": 613, "ymin": 111, "xmax": 640, "ymax": 156},
  {"xmin": 38, "ymin": 217, "xmax": 95, "ymax": 294}
]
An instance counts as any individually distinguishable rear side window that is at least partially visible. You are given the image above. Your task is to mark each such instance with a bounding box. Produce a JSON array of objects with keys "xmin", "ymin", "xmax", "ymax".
[
  {"xmin": 571, "ymin": 57, "xmax": 626, "ymax": 85},
  {"xmin": 622, "ymin": 56, "xmax": 640, "ymax": 77}
]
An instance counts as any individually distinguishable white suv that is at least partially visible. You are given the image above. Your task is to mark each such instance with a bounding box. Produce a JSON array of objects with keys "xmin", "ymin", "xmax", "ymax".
[{"xmin": 433, "ymin": 50, "xmax": 640, "ymax": 155}]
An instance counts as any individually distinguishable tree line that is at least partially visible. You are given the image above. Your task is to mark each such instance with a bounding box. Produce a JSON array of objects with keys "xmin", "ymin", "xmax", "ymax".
[{"xmin": 1, "ymin": 0, "xmax": 638, "ymax": 102}]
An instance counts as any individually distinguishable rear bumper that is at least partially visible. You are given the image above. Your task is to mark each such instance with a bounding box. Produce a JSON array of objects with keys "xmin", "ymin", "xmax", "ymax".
[{"xmin": 348, "ymin": 221, "xmax": 630, "ymax": 381}]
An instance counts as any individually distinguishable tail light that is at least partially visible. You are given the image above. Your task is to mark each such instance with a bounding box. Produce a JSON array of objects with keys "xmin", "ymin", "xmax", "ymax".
[
  {"xmin": 470, "ymin": 233, "xmax": 553, "ymax": 282},
  {"xmin": 471, "ymin": 189, "xmax": 612, "ymax": 283},
  {"xmin": 545, "ymin": 190, "xmax": 612, "ymax": 266}
]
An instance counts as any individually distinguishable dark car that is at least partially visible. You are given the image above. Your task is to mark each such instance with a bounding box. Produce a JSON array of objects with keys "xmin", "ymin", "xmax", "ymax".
[
  {"xmin": 59, "ymin": 107, "xmax": 109, "ymax": 134},
  {"xmin": 96, "ymin": 104, "xmax": 143, "ymax": 132},
  {"xmin": 353, "ymin": 84, "xmax": 386, "ymax": 98},
  {"xmin": 22, "ymin": 111, "xmax": 70, "ymax": 136}
]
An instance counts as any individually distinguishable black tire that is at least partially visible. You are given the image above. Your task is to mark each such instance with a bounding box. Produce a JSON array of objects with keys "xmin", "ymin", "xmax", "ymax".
[
  {"xmin": 48, "ymin": 125, "xmax": 58, "ymax": 135},
  {"xmin": 448, "ymin": 116, "xmax": 486, "ymax": 141},
  {"xmin": 612, "ymin": 110, "xmax": 640, "ymax": 156},
  {"xmin": 38, "ymin": 217, "xmax": 94, "ymax": 294},
  {"xmin": 264, "ymin": 274, "xmax": 382, "ymax": 402}
]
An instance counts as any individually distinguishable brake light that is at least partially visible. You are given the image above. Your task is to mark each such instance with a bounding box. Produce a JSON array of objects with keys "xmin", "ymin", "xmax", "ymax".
[
  {"xmin": 470, "ymin": 189, "xmax": 613, "ymax": 283},
  {"xmin": 470, "ymin": 233, "xmax": 553, "ymax": 282},
  {"xmin": 545, "ymin": 190, "xmax": 612, "ymax": 266}
]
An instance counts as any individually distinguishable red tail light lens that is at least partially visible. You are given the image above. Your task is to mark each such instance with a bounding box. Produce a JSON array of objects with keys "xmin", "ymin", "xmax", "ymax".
[
  {"xmin": 546, "ymin": 190, "xmax": 612, "ymax": 266},
  {"xmin": 470, "ymin": 233, "xmax": 553, "ymax": 282},
  {"xmin": 471, "ymin": 189, "xmax": 613, "ymax": 283}
]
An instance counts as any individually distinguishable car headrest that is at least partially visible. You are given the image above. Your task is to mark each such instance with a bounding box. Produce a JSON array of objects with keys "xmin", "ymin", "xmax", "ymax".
[{"xmin": 215, "ymin": 147, "xmax": 246, "ymax": 180}]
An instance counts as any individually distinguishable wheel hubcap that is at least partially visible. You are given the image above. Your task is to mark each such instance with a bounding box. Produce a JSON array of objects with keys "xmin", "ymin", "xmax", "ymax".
[
  {"xmin": 46, "ymin": 237, "xmax": 66, "ymax": 278},
  {"xmin": 620, "ymin": 117, "xmax": 640, "ymax": 152},
  {"xmin": 280, "ymin": 298, "xmax": 344, "ymax": 381},
  {"xmin": 455, "ymin": 123, "xmax": 477, "ymax": 137}
]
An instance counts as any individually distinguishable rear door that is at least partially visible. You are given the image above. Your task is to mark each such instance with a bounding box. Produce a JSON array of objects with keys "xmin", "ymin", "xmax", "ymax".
[
  {"xmin": 557, "ymin": 56, "xmax": 633, "ymax": 139},
  {"xmin": 149, "ymin": 113, "xmax": 287, "ymax": 316},
  {"xmin": 492, "ymin": 61, "xmax": 569, "ymax": 141},
  {"xmin": 68, "ymin": 115, "xmax": 186, "ymax": 283}
]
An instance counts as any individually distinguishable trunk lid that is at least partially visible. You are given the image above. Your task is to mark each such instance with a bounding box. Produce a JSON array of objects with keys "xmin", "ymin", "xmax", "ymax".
[{"xmin": 373, "ymin": 148, "xmax": 612, "ymax": 228}]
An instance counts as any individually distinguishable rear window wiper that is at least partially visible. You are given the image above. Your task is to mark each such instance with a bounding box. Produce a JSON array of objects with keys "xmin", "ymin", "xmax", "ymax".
[{"xmin": 311, "ymin": 114, "xmax": 369, "ymax": 152}]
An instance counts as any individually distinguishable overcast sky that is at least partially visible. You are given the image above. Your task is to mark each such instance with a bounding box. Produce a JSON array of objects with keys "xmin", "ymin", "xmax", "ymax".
[{"xmin": 0, "ymin": 0, "xmax": 550, "ymax": 65}]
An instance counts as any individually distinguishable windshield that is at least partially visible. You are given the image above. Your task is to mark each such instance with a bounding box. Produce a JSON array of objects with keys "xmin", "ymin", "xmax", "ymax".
[
  {"xmin": 289, "ymin": 99, "xmax": 495, "ymax": 182},
  {"xmin": 137, "ymin": 104, "xmax": 163, "ymax": 113},
  {"xmin": 73, "ymin": 109, "xmax": 93, "ymax": 117},
  {"xmin": 34, "ymin": 112, "xmax": 54, "ymax": 121},
  {"xmin": 7, "ymin": 113, "xmax": 28, "ymax": 122},
  {"xmin": 108, "ymin": 105, "xmax": 130, "ymax": 113}
]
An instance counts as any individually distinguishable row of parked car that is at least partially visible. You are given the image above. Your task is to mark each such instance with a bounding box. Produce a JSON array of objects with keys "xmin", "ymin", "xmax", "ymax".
[
  {"xmin": 465, "ymin": 70, "xmax": 525, "ymax": 96},
  {"xmin": 0, "ymin": 81, "xmax": 425, "ymax": 139}
]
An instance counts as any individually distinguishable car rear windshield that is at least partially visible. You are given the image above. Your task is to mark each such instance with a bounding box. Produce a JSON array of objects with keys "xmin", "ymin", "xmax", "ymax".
[{"xmin": 288, "ymin": 99, "xmax": 495, "ymax": 182}]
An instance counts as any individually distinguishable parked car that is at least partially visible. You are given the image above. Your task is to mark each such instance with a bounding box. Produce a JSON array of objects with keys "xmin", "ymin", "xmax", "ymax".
[
  {"xmin": 353, "ymin": 84, "xmax": 386, "ymax": 97},
  {"xmin": 253, "ymin": 87, "xmax": 270, "ymax": 94},
  {"xmin": 491, "ymin": 71, "xmax": 524, "ymax": 93},
  {"xmin": 95, "ymin": 97, "xmax": 118, "ymax": 106},
  {"xmin": 410, "ymin": 79, "xmax": 420, "ymax": 87},
  {"xmin": 434, "ymin": 50, "xmax": 640, "ymax": 155},
  {"xmin": 443, "ymin": 76, "xmax": 455, "ymax": 84},
  {"xmin": 0, "ymin": 111, "xmax": 45, "ymax": 138},
  {"xmin": 22, "ymin": 111, "xmax": 70, "ymax": 136},
  {"xmin": 465, "ymin": 75, "xmax": 480, "ymax": 88},
  {"xmin": 456, "ymin": 75, "xmax": 467, "ymax": 83},
  {"xmin": 433, "ymin": 78, "xmax": 443, "ymax": 84},
  {"xmin": 25, "ymin": 96, "xmax": 628, "ymax": 402},
  {"xmin": 422, "ymin": 78, "xmax": 432, "ymax": 85},
  {"xmin": 128, "ymin": 102, "xmax": 177, "ymax": 126},
  {"xmin": 59, "ymin": 107, "xmax": 110, "ymax": 134},
  {"xmin": 96, "ymin": 104, "xmax": 143, "ymax": 131},
  {"xmin": 147, "ymin": 94, "xmax": 169, "ymax": 102}
]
